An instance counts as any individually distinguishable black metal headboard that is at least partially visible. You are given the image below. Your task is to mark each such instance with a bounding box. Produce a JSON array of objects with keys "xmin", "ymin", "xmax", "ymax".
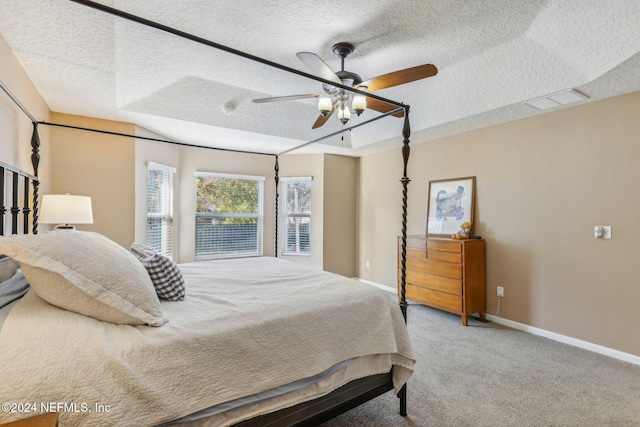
[{"xmin": 0, "ymin": 160, "xmax": 39, "ymax": 235}]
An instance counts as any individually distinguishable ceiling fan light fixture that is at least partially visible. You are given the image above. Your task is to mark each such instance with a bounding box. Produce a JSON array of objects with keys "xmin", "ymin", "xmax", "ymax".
[
  {"xmin": 352, "ymin": 94, "xmax": 367, "ymax": 116},
  {"xmin": 338, "ymin": 103, "xmax": 351, "ymax": 124},
  {"xmin": 317, "ymin": 96, "xmax": 332, "ymax": 116}
]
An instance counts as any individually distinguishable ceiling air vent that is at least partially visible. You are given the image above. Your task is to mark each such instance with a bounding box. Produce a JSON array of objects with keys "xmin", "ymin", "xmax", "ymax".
[{"xmin": 523, "ymin": 89, "xmax": 589, "ymax": 111}]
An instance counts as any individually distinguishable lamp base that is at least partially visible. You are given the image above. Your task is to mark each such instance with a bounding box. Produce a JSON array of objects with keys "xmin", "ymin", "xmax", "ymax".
[{"xmin": 53, "ymin": 224, "xmax": 76, "ymax": 231}]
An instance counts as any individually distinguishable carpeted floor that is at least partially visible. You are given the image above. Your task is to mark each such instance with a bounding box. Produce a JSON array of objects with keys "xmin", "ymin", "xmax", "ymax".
[{"xmin": 321, "ymin": 303, "xmax": 640, "ymax": 427}]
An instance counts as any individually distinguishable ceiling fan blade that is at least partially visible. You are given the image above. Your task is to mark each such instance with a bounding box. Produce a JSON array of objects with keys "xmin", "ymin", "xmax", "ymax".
[
  {"xmin": 296, "ymin": 52, "xmax": 342, "ymax": 85},
  {"xmin": 359, "ymin": 64, "xmax": 438, "ymax": 92},
  {"xmin": 366, "ymin": 98, "xmax": 405, "ymax": 118},
  {"xmin": 253, "ymin": 94, "xmax": 320, "ymax": 103},
  {"xmin": 312, "ymin": 107, "xmax": 335, "ymax": 129}
]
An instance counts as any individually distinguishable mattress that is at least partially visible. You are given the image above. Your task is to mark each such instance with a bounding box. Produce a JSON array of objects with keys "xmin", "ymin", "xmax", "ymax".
[{"xmin": 0, "ymin": 257, "xmax": 414, "ymax": 426}]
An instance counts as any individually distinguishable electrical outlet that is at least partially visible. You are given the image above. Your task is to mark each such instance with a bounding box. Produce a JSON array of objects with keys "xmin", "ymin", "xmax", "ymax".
[
  {"xmin": 366, "ymin": 260, "xmax": 370, "ymax": 268},
  {"xmin": 497, "ymin": 286, "xmax": 504, "ymax": 298}
]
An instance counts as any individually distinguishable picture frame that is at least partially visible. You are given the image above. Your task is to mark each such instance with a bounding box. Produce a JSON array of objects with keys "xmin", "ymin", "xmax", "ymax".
[{"xmin": 426, "ymin": 176, "xmax": 476, "ymax": 237}]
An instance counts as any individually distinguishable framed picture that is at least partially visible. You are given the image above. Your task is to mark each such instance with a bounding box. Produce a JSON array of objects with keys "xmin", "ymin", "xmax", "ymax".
[{"xmin": 426, "ymin": 176, "xmax": 476, "ymax": 237}]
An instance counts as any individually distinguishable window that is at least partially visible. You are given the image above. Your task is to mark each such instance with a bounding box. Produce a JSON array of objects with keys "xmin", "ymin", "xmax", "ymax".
[
  {"xmin": 195, "ymin": 172, "xmax": 264, "ymax": 259},
  {"xmin": 282, "ymin": 177, "xmax": 311, "ymax": 255},
  {"xmin": 146, "ymin": 162, "xmax": 175, "ymax": 258}
]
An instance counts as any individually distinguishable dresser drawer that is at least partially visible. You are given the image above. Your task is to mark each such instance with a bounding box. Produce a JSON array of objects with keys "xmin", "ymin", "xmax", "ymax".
[
  {"xmin": 427, "ymin": 250, "xmax": 462, "ymax": 263},
  {"xmin": 406, "ymin": 257, "xmax": 462, "ymax": 280},
  {"xmin": 405, "ymin": 236, "xmax": 427, "ymax": 249},
  {"xmin": 406, "ymin": 284, "xmax": 462, "ymax": 313},
  {"xmin": 406, "ymin": 247, "xmax": 427, "ymax": 259},
  {"xmin": 427, "ymin": 239, "xmax": 462, "ymax": 253},
  {"xmin": 405, "ymin": 270, "xmax": 462, "ymax": 296}
]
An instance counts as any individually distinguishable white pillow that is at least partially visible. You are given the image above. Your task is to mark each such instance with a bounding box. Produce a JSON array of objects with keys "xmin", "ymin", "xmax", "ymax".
[
  {"xmin": 0, "ymin": 256, "xmax": 18, "ymax": 283},
  {"xmin": 0, "ymin": 231, "xmax": 167, "ymax": 326}
]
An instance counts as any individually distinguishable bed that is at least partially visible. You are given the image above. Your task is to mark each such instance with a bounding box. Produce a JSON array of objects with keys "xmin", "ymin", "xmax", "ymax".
[
  {"xmin": 0, "ymin": 2, "xmax": 417, "ymax": 424},
  {"xmin": 0, "ymin": 149, "xmax": 413, "ymax": 427}
]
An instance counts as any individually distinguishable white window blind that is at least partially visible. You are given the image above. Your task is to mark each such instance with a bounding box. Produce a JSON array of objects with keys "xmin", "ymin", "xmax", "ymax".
[
  {"xmin": 146, "ymin": 162, "xmax": 175, "ymax": 258},
  {"xmin": 282, "ymin": 177, "xmax": 311, "ymax": 255},
  {"xmin": 195, "ymin": 172, "xmax": 264, "ymax": 260}
]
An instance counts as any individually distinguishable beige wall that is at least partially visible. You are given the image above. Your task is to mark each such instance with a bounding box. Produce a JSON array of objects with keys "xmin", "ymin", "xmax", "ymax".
[
  {"xmin": 358, "ymin": 92, "xmax": 640, "ymax": 357},
  {"xmin": 49, "ymin": 113, "xmax": 135, "ymax": 248},
  {"xmin": 51, "ymin": 124, "xmax": 277, "ymax": 263},
  {"xmin": 323, "ymin": 154, "xmax": 357, "ymax": 277},
  {"xmin": 0, "ymin": 33, "xmax": 51, "ymax": 201},
  {"xmin": 278, "ymin": 153, "xmax": 357, "ymax": 276}
]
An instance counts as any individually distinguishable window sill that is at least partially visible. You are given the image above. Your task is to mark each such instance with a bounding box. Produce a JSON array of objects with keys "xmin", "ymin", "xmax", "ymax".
[
  {"xmin": 195, "ymin": 253, "xmax": 263, "ymax": 261},
  {"xmin": 281, "ymin": 252, "xmax": 311, "ymax": 257}
]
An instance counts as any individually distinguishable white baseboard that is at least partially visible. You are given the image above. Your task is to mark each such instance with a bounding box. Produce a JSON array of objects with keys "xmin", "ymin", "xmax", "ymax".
[
  {"xmin": 487, "ymin": 315, "xmax": 640, "ymax": 366},
  {"xmin": 355, "ymin": 278, "xmax": 640, "ymax": 366}
]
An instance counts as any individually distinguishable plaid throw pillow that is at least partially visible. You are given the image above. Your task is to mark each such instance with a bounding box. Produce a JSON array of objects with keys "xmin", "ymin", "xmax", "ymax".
[{"xmin": 130, "ymin": 243, "xmax": 185, "ymax": 301}]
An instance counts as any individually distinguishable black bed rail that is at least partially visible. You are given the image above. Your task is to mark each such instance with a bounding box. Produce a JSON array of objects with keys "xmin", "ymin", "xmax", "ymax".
[{"xmin": 0, "ymin": 160, "xmax": 39, "ymax": 235}]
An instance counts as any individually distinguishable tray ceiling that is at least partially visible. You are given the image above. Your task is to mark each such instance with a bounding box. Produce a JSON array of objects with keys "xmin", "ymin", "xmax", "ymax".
[{"xmin": 1, "ymin": 0, "xmax": 639, "ymax": 156}]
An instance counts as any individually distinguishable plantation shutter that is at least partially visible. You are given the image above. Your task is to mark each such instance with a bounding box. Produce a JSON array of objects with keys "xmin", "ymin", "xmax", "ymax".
[
  {"xmin": 146, "ymin": 162, "xmax": 175, "ymax": 258},
  {"xmin": 282, "ymin": 177, "xmax": 312, "ymax": 255}
]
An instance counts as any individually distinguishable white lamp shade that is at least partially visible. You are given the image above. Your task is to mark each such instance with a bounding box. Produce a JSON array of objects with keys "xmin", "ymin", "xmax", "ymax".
[
  {"xmin": 338, "ymin": 105, "xmax": 351, "ymax": 121},
  {"xmin": 352, "ymin": 95, "xmax": 367, "ymax": 112},
  {"xmin": 317, "ymin": 96, "xmax": 332, "ymax": 113},
  {"xmin": 39, "ymin": 194, "xmax": 94, "ymax": 225}
]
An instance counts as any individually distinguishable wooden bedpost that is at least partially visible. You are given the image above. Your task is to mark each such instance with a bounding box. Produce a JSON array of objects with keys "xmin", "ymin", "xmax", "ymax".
[
  {"xmin": 399, "ymin": 109, "xmax": 410, "ymax": 323},
  {"xmin": 31, "ymin": 121, "xmax": 41, "ymax": 234},
  {"xmin": 274, "ymin": 155, "xmax": 279, "ymax": 257},
  {"xmin": 398, "ymin": 107, "xmax": 411, "ymax": 417}
]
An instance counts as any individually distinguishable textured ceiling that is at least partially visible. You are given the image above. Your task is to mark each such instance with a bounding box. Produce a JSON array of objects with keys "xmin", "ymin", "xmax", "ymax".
[{"xmin": 1, "ymin": 0, "xmax": 639, "ymax": 156}]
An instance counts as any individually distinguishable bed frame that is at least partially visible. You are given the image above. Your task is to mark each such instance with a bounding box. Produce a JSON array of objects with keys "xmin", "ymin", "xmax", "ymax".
[
  {"xmin": 233, "ymin": 373, "xmax": 393, "ymax": 427},
  {"xmin": 1, "ymin": 1, "xmax": 415, "ymax": 425},
  {"xmin": 0, "ymin": 159, "xmax": 39, "ymax": 236}
]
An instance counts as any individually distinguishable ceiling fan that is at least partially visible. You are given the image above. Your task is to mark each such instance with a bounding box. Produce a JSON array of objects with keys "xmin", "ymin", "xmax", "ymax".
[{"xmin": 253, "ymin": 42, "xmax": 437, "ymax": 129}]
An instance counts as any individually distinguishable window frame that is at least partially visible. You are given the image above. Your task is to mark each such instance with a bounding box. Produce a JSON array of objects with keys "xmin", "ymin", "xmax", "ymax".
[
  {"xmin": 281, "ymin": 176, "xmax": 312, "ymax": 256},
  {"xmin": 194, "ymin": 171, "xmax": 265, "ymax": 260}
]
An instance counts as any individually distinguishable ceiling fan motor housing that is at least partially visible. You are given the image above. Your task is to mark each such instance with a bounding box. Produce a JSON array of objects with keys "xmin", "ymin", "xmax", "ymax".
[
  {"xmin": 332, "ymin": 42, "xmax": 357, "ymax": 61},
  {"xmin": 323, "ymin": 42, "xmax": 363, "ymax": 94},
  {"xmin": 322, "ymin": 70, "xmax": 363, "ymax": 95}
]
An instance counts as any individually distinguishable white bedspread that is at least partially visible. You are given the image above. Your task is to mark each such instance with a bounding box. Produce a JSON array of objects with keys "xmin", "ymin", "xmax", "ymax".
[{"xmin": 0, "ymin": 257, "xmax": 414, "ymax": 426}]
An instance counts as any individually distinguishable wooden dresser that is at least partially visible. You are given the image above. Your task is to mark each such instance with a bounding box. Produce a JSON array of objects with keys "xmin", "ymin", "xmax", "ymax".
[{"xmin": 398, "ymin": 235, "xmax": 486, "ymax": 326}]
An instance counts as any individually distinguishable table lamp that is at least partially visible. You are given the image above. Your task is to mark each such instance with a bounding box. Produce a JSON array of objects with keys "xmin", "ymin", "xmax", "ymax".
[{"xmin": 39, "ymin": 194, "xmax": 93, "ymax": 231}]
